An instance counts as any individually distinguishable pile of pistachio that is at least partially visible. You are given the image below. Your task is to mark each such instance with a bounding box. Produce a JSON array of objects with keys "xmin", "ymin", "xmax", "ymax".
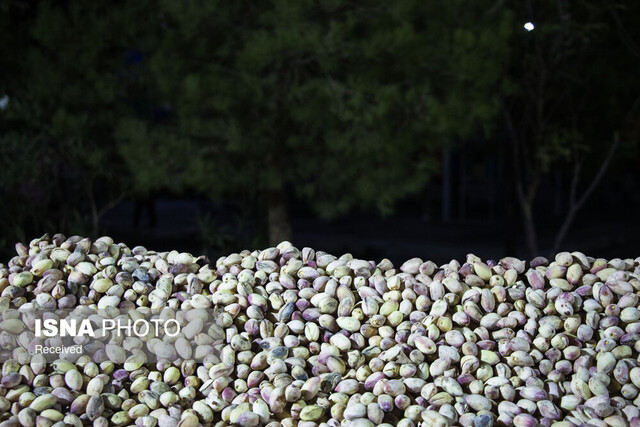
[{"xmin": 1, "ymin": 234, "xmax": 640, "ymax": 427}]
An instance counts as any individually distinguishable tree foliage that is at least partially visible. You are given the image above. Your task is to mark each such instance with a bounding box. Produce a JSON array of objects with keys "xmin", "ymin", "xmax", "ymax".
[
  {"xmin": 1, "ymin": 0, "xmax": 513, "ymax": 249},
  {"xmin": 503, "ymin": 1, "xmax": 640, "ymax": 256}
]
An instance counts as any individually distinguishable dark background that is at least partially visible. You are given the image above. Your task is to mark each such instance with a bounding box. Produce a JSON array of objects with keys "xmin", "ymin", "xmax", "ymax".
[{"xmin": 1, "ymin": 1, "xmax": 639, "ymax": 265}]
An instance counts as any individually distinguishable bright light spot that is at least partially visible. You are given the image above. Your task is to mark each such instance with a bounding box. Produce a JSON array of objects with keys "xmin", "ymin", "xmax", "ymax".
[
  {"xmin": 0, "ymin": 95, "xmax": 8, "ymax": 110},
  {"xmin": 524, "ymin": 22, "xmax": 535, "ymax": 31}
]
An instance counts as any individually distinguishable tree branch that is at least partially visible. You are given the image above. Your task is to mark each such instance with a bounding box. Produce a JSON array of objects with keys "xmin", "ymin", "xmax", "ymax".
[
  {"xmin": 485, "ymin": 0, "xmax": 507, "ymax": 16},
  {"xmin": 97, "ymin": 192, "xmax": 130, "ymax": 220},
  {"xmin": 573, "ymin": 132, "xmax": 619, "ymax": 212},
  {"xmin": 553, "ymin": 132, "xmax": 620, "ymax": 252},
  {"xmin": 527, "ymin": 174, "xmax": 540, "ymax": 205},
  {"xmin": 609, "ymin": 4, "xmax": 640, "ymax": 59},
  {"xmin": 568, "ymin": 160, "xmax": 581, "ymax": 206}
]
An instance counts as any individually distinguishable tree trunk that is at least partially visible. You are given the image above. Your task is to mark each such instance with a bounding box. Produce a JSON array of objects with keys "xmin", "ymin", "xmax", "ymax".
[
  {"xmin": 441, "ymin": 147, "xmax": 452, "ymax": 222},
  {"xmin": 267, "ymin": 186, "xmax": 292, "ymax": 245},
  {"xmin": 553, "ymin": 207, "xmax": 576, "ymax": 254},
  {"xmin": 503, "ymin": 139, "xmax": 517, "ymax": 255},
  {"xmin": 521, "ymin": 203, "xmax": 538, "ymax": 258},
  {"xmin": 552, "ymin": 132, "xmax": 620, "ymax": 253},
  {"xmin": 86, "ymin": 181, "xmax": 100, "ymax": 237}
]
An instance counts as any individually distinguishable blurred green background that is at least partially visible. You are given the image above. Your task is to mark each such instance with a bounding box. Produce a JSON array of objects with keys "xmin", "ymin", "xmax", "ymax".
[{"xmin": 1, "ymin": 1, "xmax": 640, "ymax": 264}]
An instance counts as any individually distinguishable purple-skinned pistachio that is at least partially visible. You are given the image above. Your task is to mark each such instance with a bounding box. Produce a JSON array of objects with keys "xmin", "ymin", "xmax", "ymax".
[
  {"xmin": 538, "ymin": 361, "xmax": 553, "ymax": 377},
  {"xmin": 413, "ymin": 396, "xmax": 427, "ymax": 408},
  {"xmin": 496, "ymin": 317, "xmax": 518, "ymax": 329},
  {"xmin": 463, "ymin": 394, "xmax": 492, "ymax": 411},
  {"xmin": 296, "ymin": 278, "xmax": 311, "ymax": 289},
  {"xmin": 461, "ymin": 288, "xmax": 481, "ymax": 305},
  {"xmin": 259, "ymin": 386, "xmax": 272, "ymax": 403},
  {"xmin": 247, "ymin": 388, "xmax": 262, "ymax": 404},
  {"xmin": 545, "ymin": 265, "xmax": 567, "ymax": 280},
  {"xmin": 400, "ymin": 258, "xmax": 422, "ymax": 275},
  {"xmin": 112, "ymin": 369, "xmax": 129, "ymax": 381},
  {"xmin": 410, "ymin": 311, "xmax": 427, "ymax": 323},
  {"xmin": 268, "ymin": 387, "xmax": 286, "ymax": 414},
  {"xmin": 610, "ymin": 396, "xmax": 627, "ymax": 410},
  {"xmin": 419, "ymin": 260, "xmax": 437, "ymax": 276},
  {"xmin": 334, "ymin": 379, "xmax": 359, "ymax": 394},
  {"xmin": 597, "ymin": 352, "xmax": 617, "ymax": 374},
  {"xmin": 371, "ymin": 278, "xmax": 387, "ymax": 296},
  {"xmin": 400, "ymin": 378, "xmax": 425, "ymax": 394},
  {"xmin": 573, "ymin": 355, "xmax": 593, "ymax": 372},
  {"xmin": 546, "ymin": 382, "xmax": 561, "ymax": 401},
  {"xmin": 498, "ymin": 401, "xmax": 522, "ymax": 418},
  {"xmin": 561, "ymin": 346, "xmax": 580, "ymax": 361},
  {"xmin": 456, "ymin": 263, "xmax": 472, "ymax": 277},
  {"xmin": 69, "ymin": 394, "xmax": 90, "ymax": 414},
  {"xmin": 509, "ymin": 311, "xmax": 527, "ymax": 326},
  {"xmin": 358, "ymin": 286, "xmax": 379, "ymax": 301},
  {"xmin": 394, "ymin": 394, "xmax": 410, "ymax": 410},
  {"xmin": 311, "ymin": 275, "xmax": 329, "ymax": 291},
  {"xmin": 530, "ymin": 257, "xmax": 549, "ymax": 268},
  {"xmin": 456, "ymin": 373, "xmax": 475, "ymax": 386},
  {"xmin": 246, "ymin": 371, "xmax": 264, "ymax": 389},
  {"xmin": 364, "ymin": 372, "xmax": 386, "ymax": 390},
  {"xmin": 231, "ymin": 392, "xmax": 249, "ymax": 406},
  {"xmin": 394, "ymin": 330, "xmax": 409, "ymax": 344},
  {"xmin": 235, "ymin": 412, "xmax": 260, "ymax": 426},
  {"xmin": 277, "ymin": 302, "xmax": 295, "ymax": 322},
  {"xmin": 451, "ymin": 311, "xmax": 469, "ymax": 327},
  {"xmin": 583, "ymin": 299, "xmax": 603, "ymax": 313},
  {"xmin": 575, "ymin": 284, "xmax": 592, "ymax": 297},
  {"xmin": 605, "ymin": 302, "xmax": 621, "ymax": 316},
  {"xmin": 590, "ymin": 258, "xmax": 608, "ymax": 273},
  {"xmin": 464, "ymin": 301, "xmax": 484, "ymax": 323},
  {"xmin": 433, "ymin": 270, "xmax": 445, "ymax": 282},
  {"xmin": 614, "ymin": 360, "xmax": 630, "ymax": 384},
  {"xmin": 413, "ymin": 336, "xmax": 436, "ymax": 355},
  {"xmin": 621, "ymin": 306, "xmax": 640, "ymax": 323},
  {"xmin": 627, "ymin": 323, "xmax": 640, "ymax": 335},
  {"xmin": 377, "ymin": 394, "xmax": 394, "ymax": 412},
  {"xmin": 0, "ymin": 372, "xmax": 21, "ymax": 388},
  {"xmin": 499, "ymin": 256, "xmax": 525, "ymax": 273},
  {"xmin": 621, "ymin": 333, "xmax": 640, "ymax": 346},
  {"xmin": 623, "ymin": 406, "xmax": 640, "ymax": 422},
  {"xmin": 477, "ymin": 339, "xmax": 496, "ymax": 351},
  {"xmin": 513, "ymin": 413, "xmax": 538, "ymax": 427},
  {"xmin": 480, "ymin": 289, "xmax": 495, "ymax": 313},
  {"xmin": 518, "ymin": 386, "xmax": 548, "ymax": 401},
  {"xmin": 301, "ymin": 247, "xmax": 315, "ymax": 264},
  {"xmin": 566, "ymin": 263, "xmax": 583, "ymax": 285},
  {"xmin": 556, "ymin": 360, "xmax": 573, "ymax": 375},
  {"xmin": 598, "ymin": 285, "xmax": 615, "ymax": 306},
  {"xmin": 311, "ymin": 364, "xmax": 330, "ymax": 377},
  {"xmin": 300, "ymin": 377, "xmax": 321, "ymax": 401},
  {"xmin": 604, "ymin": 326, "xmax": 625, "ymax": 340},
  {"xmin": 301, "ymin": 308, "xmax": 321, "ymax": 322},
  {"xmin": 554, "ymin": 252, "xmax": 573, "ymax": 267},
  {"xmin": 51, "ymin": 387, "xmax": 75, "ymax": 406},
  {"xmin": 413, "ymin": 282, "xmax": 429, "ymax": 296},
  {"xmin": 496, "ymin": 267, "xmax": 510, "ymax": 280},
  {"xmin": 576, "ymin": 324, "xmax": 594, "ymax": 342},
  {"xmin": 221, "ymin": 387, "xmax": 237, "ymax": 403},
  {"xmin": 515, "ymin": 329, "xmax": 532, "ymax": 343},
  {"xmin": 607, "ymin": 280, "xmax": 633, "ymax": 296},
  {"xmin": 607, "ymin": 269, "xmax": 629, "ymax": 282},
  {"xmin": 584, "ymin": 395, "xmax": 614, "ymax": 418}
]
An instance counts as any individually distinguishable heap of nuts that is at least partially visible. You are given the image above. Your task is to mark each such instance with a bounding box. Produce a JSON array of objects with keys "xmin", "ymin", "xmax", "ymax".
[{"xmin": 1, "ymin": 233, "xmax": 640, "ymax": 427}]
